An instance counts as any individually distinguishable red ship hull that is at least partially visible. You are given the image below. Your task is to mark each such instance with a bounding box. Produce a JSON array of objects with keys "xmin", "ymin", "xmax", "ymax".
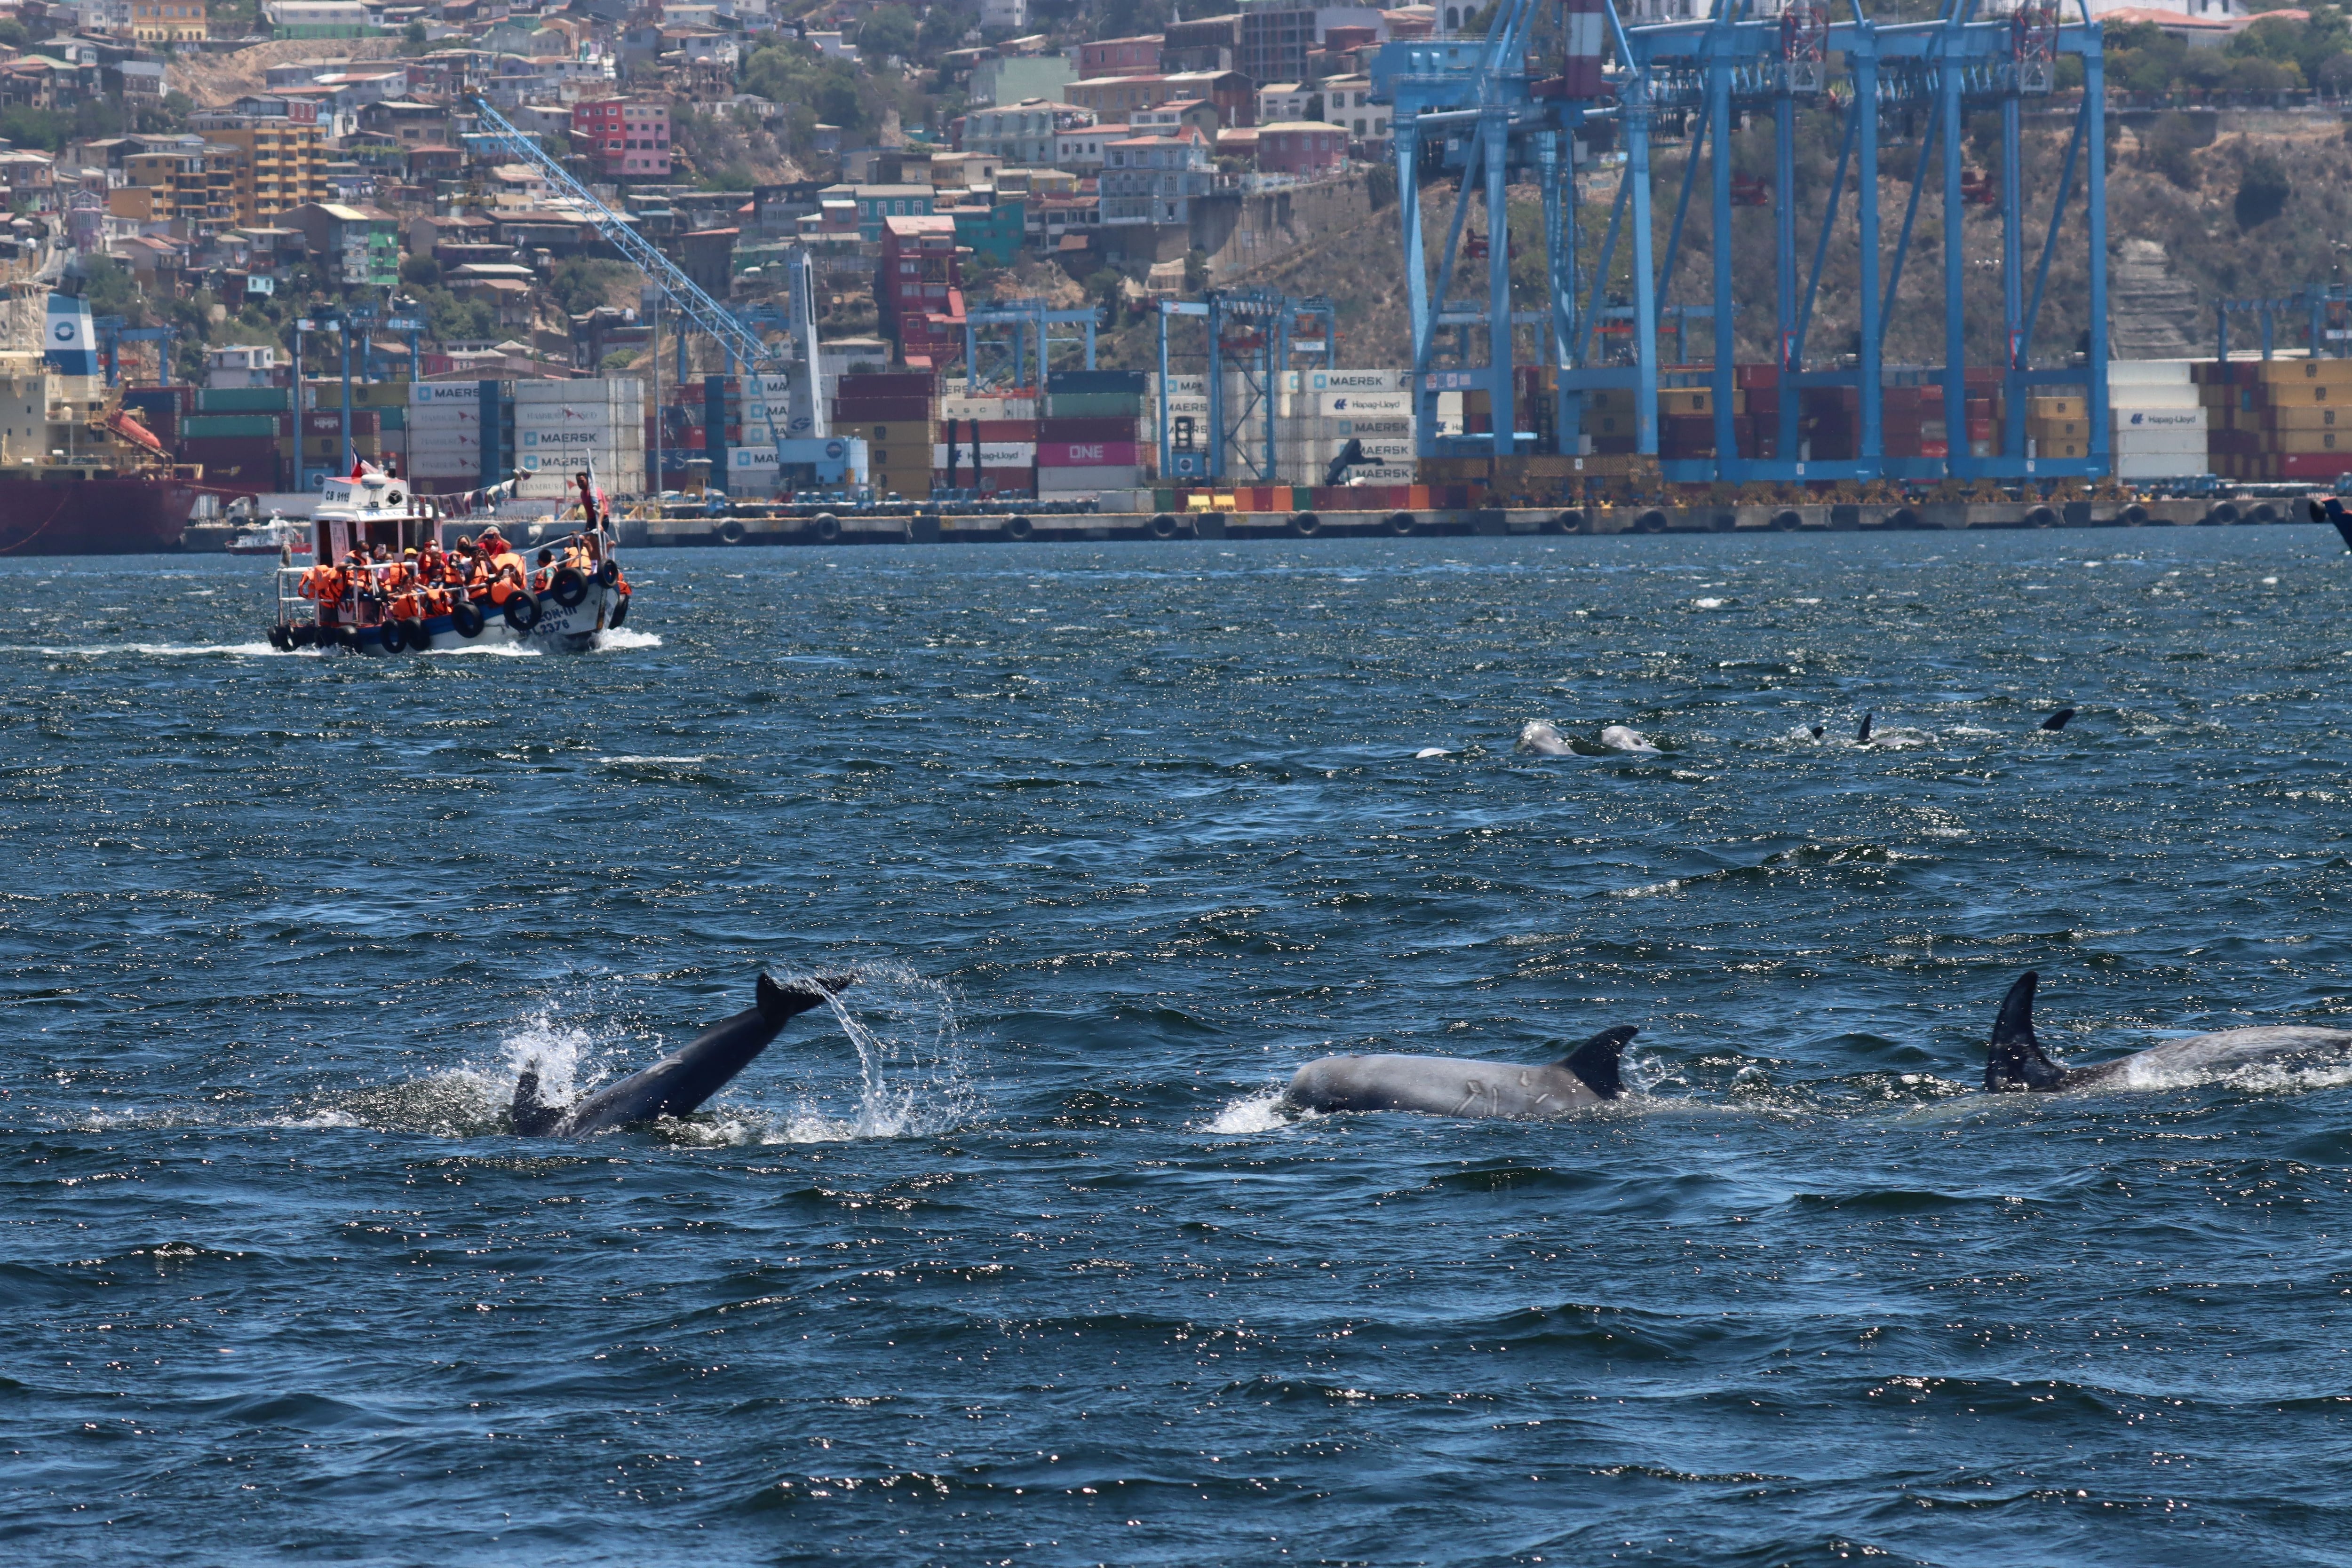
[{"xmin": 0, "ymin": 474, "xmax": 198, "ymax": 555}]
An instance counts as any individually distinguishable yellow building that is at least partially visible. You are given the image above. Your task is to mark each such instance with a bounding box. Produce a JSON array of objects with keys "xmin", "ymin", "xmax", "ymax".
[
  {"xmin": 110, "ymin": 149, "xmax": 205, "ymax": 225},
  {"xmin": 130, "ymin": 0, "xmax": 208, "ymax": 42},
  {"xmin": 202, "ymin": 119, "xmax": 328, "ymax": 225}
]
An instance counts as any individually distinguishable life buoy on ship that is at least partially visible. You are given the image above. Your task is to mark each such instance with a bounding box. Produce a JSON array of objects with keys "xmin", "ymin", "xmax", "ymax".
[
  {"xmin": 379, "ymin": 618, "xmax": 407, "ymax": 653},
  {"xmin": 551, "ymin": 566, "xmax": 589, "ymax": 608},
  {"xmin": 451, "ymin": 598, "xmax": 485, "ymax": 638},
  {"xmin": 505, "ymin": 593, "xmax": 542, "ymax": 632}
]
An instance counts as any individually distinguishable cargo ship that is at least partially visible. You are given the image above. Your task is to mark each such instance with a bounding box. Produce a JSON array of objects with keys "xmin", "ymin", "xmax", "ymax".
[{"xmin": 0, "ymin": 270, "xmax": 200, "ymax": 555}]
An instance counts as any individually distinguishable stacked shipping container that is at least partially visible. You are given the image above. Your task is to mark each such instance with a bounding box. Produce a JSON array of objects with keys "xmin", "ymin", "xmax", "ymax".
[{"xmin": 2199, "ymin": 357, "xmax": 2352, "ymax": 483}]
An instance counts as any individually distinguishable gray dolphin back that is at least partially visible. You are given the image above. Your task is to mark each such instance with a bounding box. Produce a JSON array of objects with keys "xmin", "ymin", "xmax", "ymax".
[
  {"xmin": 510, "ymin": 973, "xmax": 850, "ymax": 1136},
  {"xmin": 1282, "ymin": 1025, "xmax": 1637, "ymax": 1120}
]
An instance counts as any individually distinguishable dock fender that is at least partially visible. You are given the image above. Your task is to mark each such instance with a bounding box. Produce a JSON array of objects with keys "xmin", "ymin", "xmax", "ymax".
[
  {"xmin": 717, "ymin": 518, "xmax": 747, "ymax": 544},
  {"xmin": 1634, "ymin": 508, "xmax": 1669, "ymax": 534},
  {"xmin": 813, "ymin": 513, "xmax": 842, "ymax": 543},
  {"xmin": 1385, "ymin": 511, "xmax": 1417, "ymax": 536},
  {"xmin": 1148, "ymin": 513, "xmax": 1184, "ymax": 539},
  {"xmin": 451, "ymin": 598, "xmax": 486, "ymax": 639},
  {"xmin": 1287, "ymin": 512, "xmax": 1322, "ymax": 537},
  {"xmin": 2024, "ymin": 505, "xmax": 2058, "ymax": 529},
  {"xmin": 1770, "ymin": 509, "xmax": 1804, "ymax": 531},
  {"xmin": 1004, "ymin": 515, "xmax": 1033, "ymax": 540}
]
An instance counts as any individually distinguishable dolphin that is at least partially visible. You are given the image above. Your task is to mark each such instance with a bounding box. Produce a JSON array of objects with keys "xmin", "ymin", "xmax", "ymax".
[
  {"xmin": 1981, "ymin": 970, "xmax": 2352, "ymax": 1093},
  {"xmin": 2310, "ymin": 497, "xmax": 2352, "ymax": 551},
  {"xmin": 1599, "ymin": 724, "xmax": 1660, "ymax": 754},
  {"xmin": 1518, "ymin": 720, "xmax": 1574, "ymax": 756},
  {"xmin": 1856, "ymin": 711, "xmax": 1874, "ymax": 743},
  {"xmin": 1280, "ymin": 1026, "xmax": 1637, "ymax": 1119},
  {"xmin": 509, "ymin": 973, "xmax": 854, "ymax": 1135}
]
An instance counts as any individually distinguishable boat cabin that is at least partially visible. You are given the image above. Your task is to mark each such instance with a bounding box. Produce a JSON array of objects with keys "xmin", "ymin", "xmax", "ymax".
[{"xmin": 309, "ymin": 468, "xmax": 440, "ymax": 561}]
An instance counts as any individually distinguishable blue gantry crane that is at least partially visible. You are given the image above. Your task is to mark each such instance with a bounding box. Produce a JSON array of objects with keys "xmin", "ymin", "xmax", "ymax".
[
  {"xmin": 1154, "ymin": 288, "xmax": 1336, "ymax": 483},
  {"xmin": 1369, "ymin": 0, "xmax": 2112, "ymax": 486}
]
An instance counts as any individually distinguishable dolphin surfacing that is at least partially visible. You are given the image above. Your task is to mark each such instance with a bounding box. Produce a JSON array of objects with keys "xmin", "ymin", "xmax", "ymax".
[
  {"xmin": 509, "ymin": 973, "xmax": 853, "ymax": 1136},
  {"xmin": 1280, "ymin": 1026, "xmax": 1637, "ymax": 1119},
  {"xmin": 1983, "ymin": 970, "xmax": 2352, "ymax": 1093}
]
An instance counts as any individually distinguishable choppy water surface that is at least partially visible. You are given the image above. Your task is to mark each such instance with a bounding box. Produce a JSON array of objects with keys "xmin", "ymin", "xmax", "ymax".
[{"xmin": 6, "ymin": 531, "xmax": 2352, "ymax": 1565}]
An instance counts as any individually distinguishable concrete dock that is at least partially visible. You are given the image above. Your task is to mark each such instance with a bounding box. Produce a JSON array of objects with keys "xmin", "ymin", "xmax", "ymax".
[{"xmin": 620, "ymin": 496, "xmax": 2324, "ymax": 548}]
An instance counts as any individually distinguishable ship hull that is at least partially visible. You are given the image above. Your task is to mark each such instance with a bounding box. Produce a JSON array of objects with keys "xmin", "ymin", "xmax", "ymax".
[{"xmin": 0, "ymin": 475, "xmax": 197, "ymax": 556}]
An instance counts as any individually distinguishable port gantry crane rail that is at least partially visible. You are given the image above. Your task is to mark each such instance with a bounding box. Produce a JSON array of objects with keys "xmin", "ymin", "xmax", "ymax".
[{"xmin": 1369, "ymin": 0, "xmax": 2111, "ymax": 486}]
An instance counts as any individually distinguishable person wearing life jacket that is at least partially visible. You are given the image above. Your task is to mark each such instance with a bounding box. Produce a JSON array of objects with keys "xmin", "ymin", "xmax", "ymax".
[
  {"xmin": 532, "ymin": 547, "xmax": 556, "ymax": 593},
  {"xmin": 422, "ymin": 579, "xmax": 453, "ymax": 618},
  {"xmin": 486, "ymin": 560, "xmax": 525, "ymax": 607},
  {"xmin": 416, "ymin": 537, "xmax": 446, "ymax": 586},
  {"xmin": 299, "ymin": 559, "xmax": 344, "ymax": 626}
]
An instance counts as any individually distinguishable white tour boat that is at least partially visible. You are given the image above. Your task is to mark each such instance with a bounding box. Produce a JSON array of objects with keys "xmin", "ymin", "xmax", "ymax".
[
  {"xmin": 268, "ymin": 466, "xmax": 633, "ymax": 654},
  {"xmin": 227, "ymin": 511, "xmax": 312, "ymax": 557}
]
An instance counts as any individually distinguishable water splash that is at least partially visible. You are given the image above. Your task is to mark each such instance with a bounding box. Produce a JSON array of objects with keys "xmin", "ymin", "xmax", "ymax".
[
  {"xmin": 593, "ymin": 628, "xmax": 664, "ymax": 651},
  {"xmin": 1202, "ymin": 1089, "xmax": 1295, "ymax": 1134},
  {"xmin": 762, "ymin": 964, "xmax": 977, "ymax": 1143}
]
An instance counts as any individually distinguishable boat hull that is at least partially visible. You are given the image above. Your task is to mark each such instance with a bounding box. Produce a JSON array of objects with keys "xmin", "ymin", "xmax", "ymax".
[
  {"xmin": 303, "ymin": 586, "xmax": 628, "ymax": 656},
  {"xmin": 0, "ymin": 474, "xmax": 198, "ymax": 556}
]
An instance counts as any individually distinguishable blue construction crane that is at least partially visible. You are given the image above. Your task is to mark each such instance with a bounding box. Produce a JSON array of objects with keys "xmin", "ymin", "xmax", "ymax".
[
  {"xmin": 1371, "ymin": 0, "xmax": 2112, "ymax": 485},
  {"xmin": 2217, "ymin": 286, "xmax": 2352, "ymax": 362},
  {"xmin": 963, "ymin": 297, "xmax": 1100, "ymax": 390},
  {"xmin": 1154, "ymin": 289, "xmax": 1335, "ymax": 483},
  {"xmin": 91, "ymin": 316, "xmax": 175, "ymax": 387}
]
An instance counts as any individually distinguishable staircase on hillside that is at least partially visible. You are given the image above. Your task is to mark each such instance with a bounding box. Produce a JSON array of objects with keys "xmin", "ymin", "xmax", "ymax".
[{"xmin": 2109, "ymin": 238, "xmax": 2203, "ymax": 360}]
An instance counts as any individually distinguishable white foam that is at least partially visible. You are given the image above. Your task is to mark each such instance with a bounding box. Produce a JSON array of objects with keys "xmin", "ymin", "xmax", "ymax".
[
  {"xmin": 1693, "ymin": 597, "xmax": 1726, "ymax": 609},
  {"xmin": 763, "ymin": 965, "xmax": 977, "ymax": 1143},
  {"xmin": 421, "ymin": 642, "xmax": 540, "ymax": 658},
  {"xmin": 597, "ymin": 754, "xmax": 711, "ymax": 765},
  {"xmin": 1203, "ymin": 1090, "xmax": 1294, "ymax": 1134},
  {"xmin": 593, "ymin": 628, "xmax": 663, "ymax": 651}
]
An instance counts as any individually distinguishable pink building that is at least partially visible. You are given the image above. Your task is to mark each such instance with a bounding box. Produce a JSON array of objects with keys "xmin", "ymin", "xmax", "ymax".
[
  {"xmin": 1255, "ymin": 121, "xmax": 1348, "ymax": 176},
  {"xmin": 570, "ymin": 98, "xmax": 671, "ymax": 180},
  {"xmin": 1079, "ymin": 34, "xmax": 1163, "ymax": 79}
]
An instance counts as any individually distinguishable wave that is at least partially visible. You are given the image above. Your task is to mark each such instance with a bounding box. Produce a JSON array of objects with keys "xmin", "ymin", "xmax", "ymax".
[
  {"xmin": 0, "ymin": 641, "xmax": 306, "ymax": 657},
  {"xmin": 593, "ymin": 628, "xmax": 663, "ymax": 651}
]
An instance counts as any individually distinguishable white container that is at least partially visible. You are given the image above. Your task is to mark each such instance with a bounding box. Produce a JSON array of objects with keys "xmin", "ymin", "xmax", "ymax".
[
  {"xmin": 514, "ymin": 377, "xmax": 642, "ymax": 404},
  {"xmin": 2110, "ymin": 385, "xmax": 2200, "ymax": 411},
  {"xmin": 411, "ymin": 381, "xmax": 482, "ymax": 405},
  {"xmin": 2114, "ymin": 453, "xmax": 2207, "ymax": 479},
  {"xmin": 515, "ymin": 404, "xmax": 626, "ymax": 428},
  {"xmin": 1036, "ymin": 464, "xmax": 1140, "ymax": 492},
  {"xmin": 933, "ymin": 442, "xmax": 1035, "ymax": 467},
  {"xmin": 2114, "ymin": 407, "xmax": 2207, "ymax": 431},
  {"xmin": 1339, "ymin": 465, "xmax": 1419, "ymax": 485},
  {"xmin": 2108, "ymin": 359, "xmax": 2197, "ymax": 388},
  {"xmin": 1303, "ymin": 367, "xmax": 1408, "ymax": 394},
  {"xmin": 940, "ymin": 396, "xmax": 1038, "ymax": 420}
]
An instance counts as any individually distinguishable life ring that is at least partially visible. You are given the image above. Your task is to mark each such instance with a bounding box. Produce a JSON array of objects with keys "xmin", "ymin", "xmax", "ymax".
[
  {"xmin": 717, "ymin": 518, "xmax": 747, "ymax": 544},
  {"xmin": 377, "ymin": 618, "xmax": 406, "ymax": 653},
  {"xmin": 595, "ymin": 559, "xmax": 620, "ymax": 586},
  {"xmin": 813, "ymin": 513, "xmax": 842, "ymax": 543},
  {"xmin": 609, "ymin": 594, "xmax": 630, "ymax": 627},
  {"xmin": 1384, "ymin": 511, "xmax": 1417, "ymax": 536},
  {"xmin": 504, "ymin": 592, "xmax": 541, "ymax": 632},
  {"xmin": 451, "ymin": 598, "xmax": 485, "ymax": 639},
  {"xmin": 1004, "ymin": 515, "xmax": 1033, "ymax": 540},
  {"xmin": 1287, "ymin": 512, "xmax": 1322, "ymax": 537},
  {"xmin": 1147, "ymin": 513, "xmax": 1182, "ymax": 539},
  {"xmin": 551, "ymin": 566, "xmax": 589, "ymax": 607}
]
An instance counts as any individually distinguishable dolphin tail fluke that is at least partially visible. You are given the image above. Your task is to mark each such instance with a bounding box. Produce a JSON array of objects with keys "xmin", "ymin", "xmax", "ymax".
[
  {"xmin": 509, "ymin": 1063, "xmax": 565, "ymax": 1136},
  {"xmin": 1984, "ymin": 970, "xmax": 2071, "ymax": 1092},
  {"xmin": 1856, "ymin": 711, "xmax": 1874, "ymax": 743},
  {"xmin": 755, "ymin": 970, "xmax": 858, "ymax": 1025},
  {"xmin": 1558, "ymin": 1025, "xmax": 1637, "ymax": 1100},
  {"xmin": 2317, "ymin": 497, "xmax": 2352, "ymax": 552},
  {"xmin": 2040, "ymin": 706, "xmax": 2076, "ymax": 731}
]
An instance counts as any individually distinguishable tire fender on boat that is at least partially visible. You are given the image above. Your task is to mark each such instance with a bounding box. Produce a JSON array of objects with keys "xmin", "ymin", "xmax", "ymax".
[
  {"xmin": 379, "ymin": 618, "xmax": 407, "ymax": 654},
  {"xmin": 402, "ymin": 618, "xmax": 429, "ymax": 650},
  {"xmin": 551, "ymin": 567, "xmax": 589, "ymax": 608},
  {"xmin": 609, "ymin": 594, "xmax": 630, "ymax": 628},
  {"xmin": 451, "ymin": 599, "xmax": 485, "ymax": 639},
  {"xmin": 505, "ymin": 593, "xmax": 542, "ymax": 632}
]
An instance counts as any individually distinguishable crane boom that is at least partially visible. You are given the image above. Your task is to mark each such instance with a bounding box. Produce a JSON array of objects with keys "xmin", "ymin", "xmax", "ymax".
[{"xmin": 470, "ymin": 97, "xmax": 781, "ymax": 372}]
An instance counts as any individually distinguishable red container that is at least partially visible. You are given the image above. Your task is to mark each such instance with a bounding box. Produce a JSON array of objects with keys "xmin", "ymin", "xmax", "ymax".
[
  {"xmin": 1735, "ymin": 363, "xmax": 1780, "ymax": 389},
  {"xmin": 967, "ymin": 419, "xmax": 1038, "ymax": 442},
  {"xmin": 1966, "ymin": 419, "xmax": 1994, "ymax": 441},
  {"xmin": 304, "ymin": 411, "xmax": 380, "ymax": 436},
  {"xmin": 1036, "ymin": 416, "xmax": 1137, "ymax": 441},
  {"xmin": 832, "ymin": 397, "xmax": 933, "ymax": 423}
]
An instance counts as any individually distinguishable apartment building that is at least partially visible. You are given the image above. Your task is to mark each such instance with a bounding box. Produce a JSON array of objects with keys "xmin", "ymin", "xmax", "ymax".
[{"xmin": 571, "ymin": 98, "xmax": 672, "ymax": 179}]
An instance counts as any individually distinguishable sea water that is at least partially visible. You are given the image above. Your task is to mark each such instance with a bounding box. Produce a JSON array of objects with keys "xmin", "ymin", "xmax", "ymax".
[{"xmin": 5, "ymin": 533, "xmax": 2352, "ymax": 1564}]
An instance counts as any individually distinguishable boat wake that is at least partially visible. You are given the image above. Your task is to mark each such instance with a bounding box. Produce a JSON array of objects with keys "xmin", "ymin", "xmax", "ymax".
[
  {"xmin": 593, "ymin": 628, "xmax": 663, "ymax": 651},
  {"xmin": 2, "ymin": 641, "xmax": 309, "ymax": 658}
]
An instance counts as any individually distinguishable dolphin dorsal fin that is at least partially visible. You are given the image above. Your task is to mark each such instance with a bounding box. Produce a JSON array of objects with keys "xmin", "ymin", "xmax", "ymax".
[
  {"xmin": 1557, "ymin": 1025, "xmax": 1637, "ymax": 1100},
  {"xmin": 1856, "ymin": 711, "xmax": 1874, "ymax": 743},
  {"xmin": 1984, "ymin": 970, "xmax": 2071, "ymax": 1092},
  {"xmin": 2040, "ymin": 707, "xmax": 2075, "ymax": 732}
]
